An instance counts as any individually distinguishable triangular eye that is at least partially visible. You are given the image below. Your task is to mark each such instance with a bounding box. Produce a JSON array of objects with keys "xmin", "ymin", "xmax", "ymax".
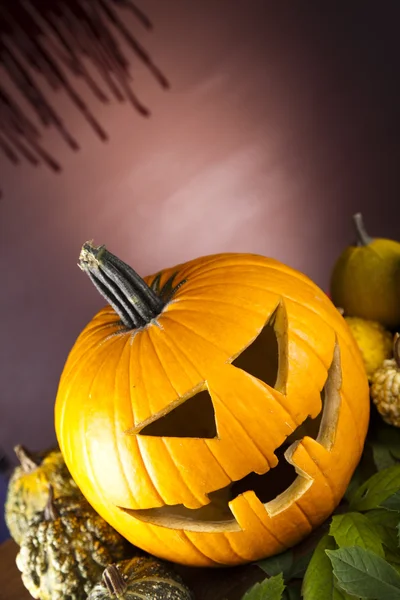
[
  {"xmin": 139, "ymin": 389, "xmax": 217, "ymax": 438},
  {"xmin": 232, "ymin": 304, "xmax": 286, "ymax": 390}
]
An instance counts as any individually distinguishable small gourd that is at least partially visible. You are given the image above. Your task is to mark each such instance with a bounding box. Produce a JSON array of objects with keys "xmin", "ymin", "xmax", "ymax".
[
  {"xmin": 371, "ymin": 334, "xmax": 400, "ymax": 427},
  {"xmin": 88, "ymin": 556, "xmax": 194, "ymax": 600},
  {"xmin": 344, "ymin": 316, "xmax": 393, "ymax": 379},
  {"xmin": 330, "ymin": 213, "xmax": 400, "ymax": 328},
  {"xmin": 5, "ymin": 444, "xmax": 80, "ymax": 544},
  {"xmin": 16, "ymin": 488, "xmax": 131, "ymax": 600}
]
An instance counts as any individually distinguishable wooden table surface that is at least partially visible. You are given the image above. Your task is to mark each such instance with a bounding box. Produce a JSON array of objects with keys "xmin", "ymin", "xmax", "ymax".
[{"xmin": 0, "ymin": 538, "xmax": 264, "ymax": 600}]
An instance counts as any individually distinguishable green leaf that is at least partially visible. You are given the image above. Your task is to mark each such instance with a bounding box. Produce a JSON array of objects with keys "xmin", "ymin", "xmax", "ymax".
[
  {"xmin": 302, "ymin": 534, "xmax": 353, "ymax": 599},
  {"xmin": 366, "ymin": 509, "xmax": 400, "ymax": 551},
  {"xmin": 257, "ymin": 549, "xmax": 294, "ymax": 577},
  {"xmin": 371, "ymin": 443, "xmax": 397, "ymax": 471},
  {"xmin": 282, "ymin": 583, "xmax": 302, "ymax": 600},
  {"xmin": 242, "ymin": 573, "xmax": 285, "ymax": 600},
  {"xmin": 376, "ymin": 426, "xmax": 400, "ymax": 461},
  {"xmin": 381, "ymin": 490, "xmax": 400, "ymax": 512},
  {"xmin": 330, "ymin": 512, "xmax": 385, "ymax": 557},
  {"xmin": 288, "ymin": 549, "xmax": 314, "ymax": 580},
  {"xmin": 397, "ymin": 523, "xmax": 400, "ymax": 547},
  {"xmin": 326, "ymin": 546, "xmax": 400, "ymax": 599},
  {"xmin": 385, "ymin": 549, "xmax": 400, "ymax": 567},
  {"xmin": 345, "ymin": 464, "xmax": 367, "ymax": 502},
  {"xmin": 349, "ymin": 465, "xmax": 400, "ymax": 512},
  {"xmin": 257, "ymin": 546, "xmax": 313, "ymax": 582}
]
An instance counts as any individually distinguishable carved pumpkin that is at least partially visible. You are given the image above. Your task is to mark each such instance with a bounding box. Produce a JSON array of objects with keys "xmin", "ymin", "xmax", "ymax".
[{"xmin": 55, "ymin": 244, "xmax": 369, "ymax": 567}]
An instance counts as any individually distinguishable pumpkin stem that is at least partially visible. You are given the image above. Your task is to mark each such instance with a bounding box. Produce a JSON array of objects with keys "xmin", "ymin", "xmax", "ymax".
[
  {"xmin": 102, "ymin": 565, "xmax": 128, "ymax": 597},
  {"xmin": 44, "ymin": 486, "xmax": 58, "ymax": 521},
  {"xmin": 353, "ymin": 213, "xmax": 373, "ymax": 246},
  {"xmin": 79, "ymin": 241, "xmax": 165, "ymax": 329},
  {"xmin": 14, "ymin": 445, "xmax": 40, "ymax": 473},
  {"xmin": 394, "ymin": 333, "xmax": 400, "ymax": 368}
]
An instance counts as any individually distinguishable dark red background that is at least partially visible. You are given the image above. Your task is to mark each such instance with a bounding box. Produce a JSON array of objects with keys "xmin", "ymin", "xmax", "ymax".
[{"xmin": 1, "ymin": 0, "xmax": 399, "ymax": 478}]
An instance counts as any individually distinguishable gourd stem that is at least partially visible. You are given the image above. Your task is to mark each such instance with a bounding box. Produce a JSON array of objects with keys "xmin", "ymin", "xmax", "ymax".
[
  {"xmin": 44, "ymin": 486, "xmax": 58, "ymax": 521},
  {"xmin": 14, "ymin": 445, "xmax": 39, "ymax": 473},
  {"xmin": 102, "ymin": 565, "xmax": 128, "ymax": 597},
  {"xmin": 394, "ymin": 333, "xmax": 400, "ymax": 368},
  {"xmin": 353, "ymin": 213, "xmax": 373, "ymax": 246},
  {"xmin": 79, "ymin": 241, "xmax": 165, "ymax": 329}
]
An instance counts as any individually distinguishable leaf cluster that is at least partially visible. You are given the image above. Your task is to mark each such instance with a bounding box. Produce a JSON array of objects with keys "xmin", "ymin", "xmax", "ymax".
[{"xmin": 242, "ymin": 417, "xmax": 400, "ymax": 600}]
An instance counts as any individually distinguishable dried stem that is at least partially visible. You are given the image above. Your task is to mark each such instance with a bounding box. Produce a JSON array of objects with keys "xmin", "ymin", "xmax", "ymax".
[
  {"xmin": 353, "ymin": 213, "xmax": 373, "ymax": 246},
  {"xmin": 394, "ymin": 333, "xmax": 400, "ymax": 369},
  {"xmin": 44, "ymin": 486, "xmax": 59, "ymax": 521},
  {"xmin": 102, "ymin": 565, "xmax": 128, "ymax": 597},
  {"xmin": 14, "ymin": 445, "xmax": 40, "ymax": 473}
]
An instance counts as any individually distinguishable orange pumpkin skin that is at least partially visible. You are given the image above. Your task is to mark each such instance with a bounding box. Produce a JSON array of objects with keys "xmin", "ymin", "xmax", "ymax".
[{"xmin": 55, "ymin": 252, "xmax": 369, "ymax": 567}]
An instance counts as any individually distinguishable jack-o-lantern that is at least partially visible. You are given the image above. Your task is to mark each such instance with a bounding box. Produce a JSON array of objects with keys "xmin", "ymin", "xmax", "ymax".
[{"xmin": 55, "ymin": 244, "xmax": 369, "ymax": 567}]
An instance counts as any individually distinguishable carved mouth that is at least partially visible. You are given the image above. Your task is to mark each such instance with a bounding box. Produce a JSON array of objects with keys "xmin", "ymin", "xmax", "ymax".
[{"xmin": 119, "ymin": 442, "xmax": 306, "ymax": 532}]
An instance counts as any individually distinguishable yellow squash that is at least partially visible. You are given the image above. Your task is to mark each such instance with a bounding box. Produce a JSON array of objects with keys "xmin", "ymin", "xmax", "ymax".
[
  {"xmin": 344, "ymin": 317, "xmax": 393, "ymax": 379},
  {"xmin": 5, "ymin": 445, "xmax": 80, "ymax": 544},
  {"xmin": 331, "ymin": 213, "xmax": 400, "ymax": 329}
]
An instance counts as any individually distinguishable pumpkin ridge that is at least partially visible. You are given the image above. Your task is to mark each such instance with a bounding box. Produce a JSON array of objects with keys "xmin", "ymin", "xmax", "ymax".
[
  {"xmin": 290, "ymin": 329, "xmax": 332, "ymax": 372},
  {"xmin": 284, "ymin": 298, "xmax": 365, "ymax": 375},
  {"xmin": 176, "ymin": 258, "xmax": 315, "ymax": 290},
  {"xmin": 146, "ymin": 324, "xmax": 199, "ymax": 409},
  {"xmin": 180, "ymin": 529, "xmax": 220, "ymax": 565},
  {"xmin": 204, "ymin": 441, "xmax": 234, "ymax": 481},
  {"xmin": 126, "ymin": 334, "xmax": 165, "ymax": 503},
  {"xmin": 166, "ymin": 302, "xmax": 269, "ymax": 325},
  {"xmin": 177, "ymin": 259, "xmax": 320, "ymax": 302},
  {"xmin": 60, "ymin": 330, "xmax": 124, "ymax": 420},
  {"xmin": 221, "ymin": 531, "xmax": 248, "ymax": 562},
  {"xmin": 145, "ymin": 253, "xmax": 233, "ymax": 289},
  {"xmin": 136, "ymin": 333, "xmax": 206, "ymax": 508},
  {"xmin": 59, "ymin": 324, "xmax": 121, "ymax": 384},
  {"xmin": 160, "ymin": 312, "xmax": 231, "ymax": 368},
  {"xmin": 139, "ymin": 335, "xmax": 209, "ymax": 507},
  {"xmin": 74, "ymin": 338, "xmax": 140, "ymax": 508},
  {"xmin": 171, "ymin": 293, "xmax": 280, "ymax": 320},
  {"xmin": 134, "ymin": 330, "xmax": 153, "ymax": 430},
  {"xmin": 293, "ymin": 499, "xmax": 314, "ymax": 528},
  {"xmin": 242, "ymin": 493, "xmax": 288, "ymax": 551},
  {"xmin": 141, "ymin": 326, "xmax": 181, "ymax": 422},
  {"xmin": 210, "ymin": 386, "xmax": 271, "ymax": 469},
  {"xmin": 159, "ymin": 437, "xmax": 211, "ymax": 508},
  {"xmin": 184, "ymin": 275, "xmax": 336, "ymax": 324},
  {"xmin": 260, "ymin": 385, "xmax": 297, "ymax": 425},
  {"xmin": 112, "ymin": 339, "xmax": 139, "ymax": 507},
  {"xmin": 161, "ymin": 312, "xmax": 234, "ymax": 356},
  {"xmin": 337, "ymin": 387, "xmax": 363, "ymax": 454},
  {"xmin": 183, "ymin": 524, "xmax": 246, "ymax": 563},
  {"xmin": 300, "ymin": 443, "xmax": 336, "ymax": 505}
]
